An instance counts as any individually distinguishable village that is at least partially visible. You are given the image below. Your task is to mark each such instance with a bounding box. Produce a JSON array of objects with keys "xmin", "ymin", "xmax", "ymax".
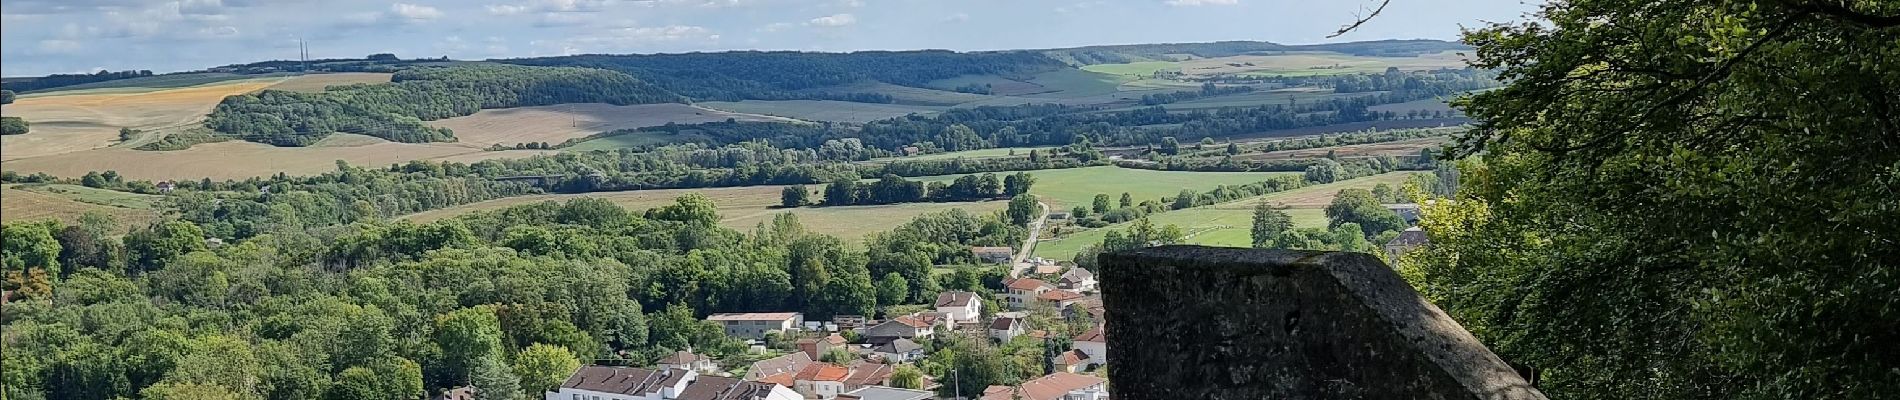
[{"xmin": 527, "ymin": 251, "xmax": 1108, "ymax": 400}]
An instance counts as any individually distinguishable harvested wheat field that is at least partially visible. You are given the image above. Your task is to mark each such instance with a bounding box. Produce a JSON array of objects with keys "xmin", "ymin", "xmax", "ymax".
[
  {"xmin": 426, "ymin": 103, "xmax": 797, "ymax": 148},
  {"xmin": 0, "ymin": 78, "xmax": 284, "ymax": 161},
  {"xmin": 263, "ymin": 72, "xmax": 393, "ymax": 92},
  {"xmin": 0, "ymin": 185, "xmax": 160, "ymax": 232},
  {"xmin": 0, "ymin": 134, "xmax": 531, "ymax": 181}
]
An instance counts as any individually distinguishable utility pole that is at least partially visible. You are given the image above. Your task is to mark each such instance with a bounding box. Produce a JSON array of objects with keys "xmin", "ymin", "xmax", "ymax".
[{"xmin": 299, "ymin": 37, "xmax": 310, "ymax": 73}]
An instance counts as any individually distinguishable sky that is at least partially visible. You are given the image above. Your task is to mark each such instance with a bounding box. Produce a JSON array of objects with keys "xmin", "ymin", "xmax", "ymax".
[{"xmin": 1, "ymin": 0, "xmax": 1541, "ymax": 77}]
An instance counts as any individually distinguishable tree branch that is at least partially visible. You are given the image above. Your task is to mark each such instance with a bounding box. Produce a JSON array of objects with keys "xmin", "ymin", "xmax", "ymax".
[
  {"xmin": 1798, "ymin": 0, "xmax": 1900, "ymax": 28},
  {"xmin": 1328, "ymin": 0, "xmax": 1392, "ymax": 38}
]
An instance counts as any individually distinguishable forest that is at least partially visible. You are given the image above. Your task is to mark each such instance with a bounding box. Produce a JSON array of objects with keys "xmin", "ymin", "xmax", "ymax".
[
  {"xmin": 0, "ymin": 70, "xmax": 154, "ymax": 92},
  {"xmin": 499, "ymin": 50, "xmax": 1063, "ymax": 101},
  {"xmin": 202, "ymin": 65, "xmax": 681, "ymax": 146},
  {"xmin": 0, "ymin": 194, "xmax": 1026, "ymax": 400}
]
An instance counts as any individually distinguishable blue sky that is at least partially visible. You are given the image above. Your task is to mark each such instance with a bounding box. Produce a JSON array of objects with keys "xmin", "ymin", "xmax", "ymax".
[{"xmin": 1, "ymin": 0, "xmax": 1540, "ymax": 76}]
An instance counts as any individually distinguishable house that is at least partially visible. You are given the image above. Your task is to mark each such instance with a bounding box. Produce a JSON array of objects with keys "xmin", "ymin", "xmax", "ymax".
[
  {"xmin": 1057, "ymin": 268, "xmax": 1096, "ymax": 292},
  {"xmin": 838, "ymin": 386, "xmax": 933, "ymax": 400},
  {"xmin": 1050, "ymin": 349, "xmax": 1091, "ymax": 373},
  {"xmin": 433, "ymin": 386, "xmax": 474, "ymax": 400},
  {"xmin": 707, "ymin": 312, "xmax": 803, "ymax": 340},
  {"xmin": 792, "ymin": 364, "xmax": 850, "ymax": 399},
  {"xmin": 971, "ymin": 247, "xmax": 1014, "ymax": 264},
  {"xmin": 743, "ymin": 352, "xmax": 813, "ymax": 381},
  {"xmin": 1072, "ymin": 326, "xmax": 1107, "ymax": 369},
  {"xmin": 796, "ymin": 337, "xmax": 832, "ymax": 360},
  {"xmin": 872, "ymin": 338, "xmax": 923, "ymax": 363},
  {"xmin": 861, "ymin": 316, "xmax": 933, "ymax": 345},
  {"xmin": 155, "ymin": 181, "xmax": 176, "ymax": 193},
  {"xmin": 934, "ymin": 291, "xmax": 982, "ymax": 324},
  {"xmin": 1385, "ymin": 203, "xmax": 1422, "ymax": 225},
  {"xmin": 1036, "ymin": 289, "xmax": 1085, "ymax": 309},
  {"xmin": 1001, "ymin": 278, "xmax": 1053, "ymax": 310},
  {"xmin": 988, "ymin": 317, "xmax": 1025, "ymax": 343},
  {"xmin": 901, "ymin": 146, "xmax": 922, "ymax": 156},
  {"xmin": 977, "ymin": 372, "xmax": 1108, "ymax": 400},
  {"xmin": 1384, "ymin": 226, "xmax": 1430, "ymax": 260},
  {"xmin": 544, "ymin": 366, "xmax": 800, "ymax": 400},
  {"xmin": 841, "ymin": 361, "xmax": 894, "ymax": 391},
  {"xmin": 658, "ymin": 350, "xmax": 717, "ymax": 374},
  {"xmin": 833, "ymin": 315, "xmax": 867, "ymax": 331}
]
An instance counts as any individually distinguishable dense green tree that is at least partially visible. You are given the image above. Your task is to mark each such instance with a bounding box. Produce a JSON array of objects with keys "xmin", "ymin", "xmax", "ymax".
[
  {"xmin": 1323, "ymin": 189, "xmax": 1405, "ymax": 237},
  {"xmin": 123, "ymin": 221, "xmax": 206, "ymax": 274},
  {"xmin": 0, "ymin": 116, "xmax": 29, "ymax": 135},
  {"xmin": 1006, "ymin": 194, "xmax": 1040, "ymax": 226},
  {"xmin": 469, "ymin": 356, "xmax": 522, "ymax": 400},
  {"xmin": 1251, "ymin": 201, "xmax": 1292, "ymax": 248},
  {"xmin": 1172, "ymin": 190, "xmax": 1196, "ymax": 210},
  {"xmin": 1303, "ymin": 158, "xmax": 1343, "ymax": 183},
  {"xmin": 1404, "ymin": 1, "xmax": 1900, "ymax": 398},
  {"xmin": 436, "ymin": 306, "xmax": 505, "ymax": 385},
  {"xmin": 2, "ymin": 220, "xmax": 62, "ymax": 280},
  {"xmin": 890, "ymin": 365, "xmax": 924, "ymax": 389},
  {"xmin": 876, "ymin": 272, "xmax": 908, "ymax": 307},
  {"xmin": 1090, "ymin": 194, "xmax": 1111, "ymax": 215},
  {"xmin": 781, "ymin": 184, "xmax": 809, "ymax": 207},
  {"xmin": 1002, "ymin": 172, "xmax": 1036, "ymax": 197},
  {"xmin": 1159, "ymin": 137, "xmax": 1180, "ymax": 155},
  {"xmin": 0, "ymin": 89, "xmax": 14, "ymax": 104},
  {"xmin": 1226, "ymin": 142, "xmax": 1240, "ymax": 155},
  {"xmin": 513, "ymin": 344, "xmax": 580, "ymax": 398},
  {"xmin": 1118, "ymin": 192, "xmax": 1133, "ymax": 208}
]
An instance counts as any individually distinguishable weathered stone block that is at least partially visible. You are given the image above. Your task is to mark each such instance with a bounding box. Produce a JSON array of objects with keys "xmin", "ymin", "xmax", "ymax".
[{"xmin": 1100, "ymin": 246, "xmax": 1544, "ymax": 400}]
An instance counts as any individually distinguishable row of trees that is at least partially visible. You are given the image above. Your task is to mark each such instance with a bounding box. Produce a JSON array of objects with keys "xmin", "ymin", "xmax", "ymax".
[
  {"xmin": 204, "ymin": 65, "xmax": 683, "ymax": 146},
  {"xmin": 797, "ymin": 172, "xmax": 1035, "ymax": 208},
  {"xmin": 500, "ymin": 50, "xmax": 1061, "ymax": 101},
  {"xmin": 0, "ymin": 69, "xmax": 154, "ymax": 92}
]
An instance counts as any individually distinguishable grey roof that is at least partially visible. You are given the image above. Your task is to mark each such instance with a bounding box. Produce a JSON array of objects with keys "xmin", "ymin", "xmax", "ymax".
[
  {"xmin": 862, "ymin": 320, "xmax": 922, "ymax": 339},
  {"xmin": 842, "ymin": 386, "xmax": 935, "ymax": 400},
  {"xmin": 875, "ymin": 338, "xmax": 922, "ymax": 354},
  {"xmin": 1060, "ymin": 268, "xmax": 1094, "ymax": 282},
  {"xmin": 935, "ymin": 291, "xmax": 978, "ymax": 307},
  {"xmin": 676, "ymin": 375, "xmax": 783, "ymax": 400},
  {"xmin": 559, "ymin": 366, "xmax": 690, "ymax": 396},
  {"xmin": 1387, "ymin": 227, "xmax": 1430, "ymax": 247},
  {"xmin": 742, "ymin": 352, "xmax": 813, "ymax": 380}
]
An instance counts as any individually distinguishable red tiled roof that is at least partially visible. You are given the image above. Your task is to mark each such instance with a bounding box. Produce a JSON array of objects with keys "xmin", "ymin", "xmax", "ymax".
[
  {"xmin": 1074, "ymin": 326, "xmax": 1105, "ymax": 343},
  {"xmin": 755, "ymin": 371, "xmax": 795, "ymax": 387},
  {"xmin": 794, "ymin": 364, "xmax": 849, "ymax": 382},
  {"xmin": 659, "ymin": 350, "xmax": 704, "ymax": 364},
  {"xmin": 1037, "ymin": 289, "xmax": 1083, "ymax": 302},
  {"xmin": 559, "ymin": 366, "xmax": 691, "ymax": 396},
  {"xmin": 978, "ymin": 372, "xmax": 1105, "ymax": 400},
  {"xmin": 891, "ymin": 316, "xmax": 931, "ymax": 329},
  {"xmin": 824, "ymin": 334, "xmax": 848, "ymax": 345},
  {"xmin": 1005, "ymin": 278, "xmax": 1051, "ymax": 291},
  {"xmin": 843, "ymin": 363, "xmax": 893, "ymax": 387},
  {"xmin": 1053, "ymin": 349, "xmax": 1089, "ymax": 365}
]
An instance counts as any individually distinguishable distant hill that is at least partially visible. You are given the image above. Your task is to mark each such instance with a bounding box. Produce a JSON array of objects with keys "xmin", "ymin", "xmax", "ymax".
[
  {"xmin": 496, "ymin": 50, "xmax": 1064, "ymax": 102},
  {"xmin": 1038, "ymin": 39, "xmax": 1470, "ymax": 66}
]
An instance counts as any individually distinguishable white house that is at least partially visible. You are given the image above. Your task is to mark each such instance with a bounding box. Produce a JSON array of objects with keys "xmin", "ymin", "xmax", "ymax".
[
  {"xmin": 988, "ymin": 317, "xmax": 1025, "ymax": 343},
  {"xmin": 1057, "ymin": 268, "xmax": 1096, "ymax": 292},
  {"xmin": 1072, "ymin": 326, "xmax": 1107, "ymax": 370},
  {"xmin": 657, "ymin": 350, "xmax": 717, "ymax": 374},
  {"xmin": 872, "ymin": 338, "xmax": 924, "ymax": 363},
  {"xmin": 544, "ymin": 366, "xmax": 800, "ymax": 400},
  {"xmin": 1001, "ymin": 278, "xmax": 1053, "ymax": 310},
  {"xmin": 934, "ymin": 291, "xmax": 982, "ymax": 324},
  {"xmin": 707, "ymin": 312, "xmax": 803, "ymax": 340},
  {"xmin": 792, "ymin": 364, "xmax": 850, "ymax": 399}
]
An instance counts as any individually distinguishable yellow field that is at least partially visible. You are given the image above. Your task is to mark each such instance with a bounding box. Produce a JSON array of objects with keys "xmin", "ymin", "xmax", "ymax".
[
  {"xmin": 0, "ymin": 185, "xmax": 160, "ymax": 232},
  {"xmin": 262, "ymin": 72, "xmax": 393, "ymax": 92},
  {"xmin": 0, "ymin": 134, "xmax": 541, "ymax": 181},
  {"xmin": 426, "ymin": 103, "xmax": 796, "ymax": 147},
  {"xmin": 0, "ymin": 78, "xmax": 284, "ymax": 161},
  {"xmin": 400, "ymin": 185, "xmax": 1008, "ymax": 245}
]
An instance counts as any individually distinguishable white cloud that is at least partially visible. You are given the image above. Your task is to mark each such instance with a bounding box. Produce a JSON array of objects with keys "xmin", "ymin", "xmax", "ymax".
[
  {"xmin": 1054, "ymin": 1, "xmax": 1103, "ymax": 14},
  {"xmin": 486, "ymin": 4, "xmax": 528, "ymax": 14},
  {"xmin": 1164, "ymin": 0, "xmax": 1237, "ymax": 6},
  {"xmin": 756, "ymin": 22, "xmax": 794, "ymax": 32},
  {"xmin": 835, "ymin": 0, "xmax": 863, "ymax": 7},
  {"xmin": 537, "ymin": 24, "xmax": 720, "ymax": 54},
  {"xmin": 390, "ymin": 3, "xmax": 441, "ymax": 20},
  {"xmin": 806, "ymin": 13, "xmax": 855, "ymax": 27},
  {"xmin": 941, "ymin": 13, "xmax": 968, "ymax": 23}
]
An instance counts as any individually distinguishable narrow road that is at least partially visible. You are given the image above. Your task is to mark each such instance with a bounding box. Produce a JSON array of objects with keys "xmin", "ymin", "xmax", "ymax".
[{"xmin": 1010, "ymin": 201, "xmax": 1050, "ymax": 278}]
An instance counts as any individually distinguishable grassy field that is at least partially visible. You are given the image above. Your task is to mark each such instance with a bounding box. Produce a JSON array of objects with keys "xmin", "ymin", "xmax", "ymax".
[
  {"xmin": 1, "ymin": 78, "xmax": 289, "ymax": 161},
  {"xmin": 908, "ymin": 166, "xmax": 1300, "ymax": 210},
  {"xmin": 1232, "ymin": 137, "xmax": 1450, "ymax": 161},
  {"xmin": 1081, "ymin": 61, "xmax": 1182, "ymax": 77},
  {"xmin": 262, "ymin": 73, "xmax": 393, "ymax": 92},
  {"xmin": 399, "ymin": 185, "xmax": 1007, "ymax": 245},
  {"xmin": 0, "ymin": 185, "xmax": 161, "ymax": 233},
  {"xmin": 922, "ymin": 75, "xmax": 1054, "ymax": 96},
  {"xmin": 1032, "ymin": 171, "xmax": 1427, "ymax": 260},
  {"xmin": 11, "ymin": 183, "xmax": 166, "ymax": 209},
  {"xmin": 428, "ymin": 103, "xmax": 794, "ymax": 148},
  {"xmin": 1367, "ymin": 97, "xmax": 1457, "ymax": 114},
  {"xmin": 698, "ymin": 100, "xmax": 943, "ymax": 123},
  {"xmin": 811, "ymin": 81, "xmax": 996, "ymax": 106}
]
